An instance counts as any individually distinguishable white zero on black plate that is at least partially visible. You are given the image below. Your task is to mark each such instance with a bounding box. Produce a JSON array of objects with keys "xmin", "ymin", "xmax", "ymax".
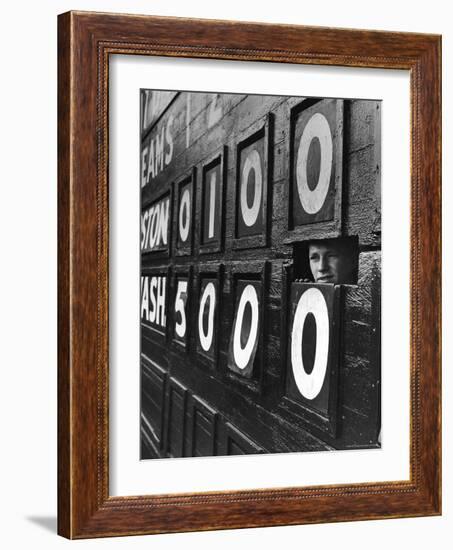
[
  {"xmin": 179, "ymin": 187, "xmax": 191, "ymax": 242},
  {"xmin": 240, "ymin": 149, "xmax": 262, "ymax": 227},
  {"xmin": 198, "ymin": 282, "xmax": 216, "ymax": 351},
  {"xmin": 296, "ymin": 112, "xmax": 333, "ymax": 214},
  {"xmin": 291, "ymin": 287, "xmax": 330, "ymax": 400},
  {"xmin": 233, "ymin": 284, "xmax": 259, "ymax": 369}
]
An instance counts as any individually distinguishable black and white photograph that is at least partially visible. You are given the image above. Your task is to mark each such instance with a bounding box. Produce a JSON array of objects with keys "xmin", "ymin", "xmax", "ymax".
[
  {"xmin": 140, "ymin": 89, "xmax": 381, "ymax": 459},
  {"xmin": 1, "ymin": 0, "xmax": 447, "ymax": 546}
]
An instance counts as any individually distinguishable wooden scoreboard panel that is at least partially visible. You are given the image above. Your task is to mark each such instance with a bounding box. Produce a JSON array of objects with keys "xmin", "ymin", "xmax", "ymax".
[
  {"xmin": 189, "ymin": 396, "xmax": 218, "ymax": 457},
  {"xmin": 284, "ymin": 282, "xmax": 341, "ymax": 436},
  {"xmin": 291, "ymin": 100, "xmax": 342, "ymax": 225},
  {"xmin": 196, "ymin": 272, "xmax": 221, "ymax": 365},
  {"xmin": 140, "ymin": 356, "xmax": 167, "ymax": 458},
  {"xmin": 222, "ymin": 423, "xmax": 263, "ymax": 456},
  {"xmin": 165, "ymin": 378, "xmax": 188, "ymax": 458},
  {"xmin": 199, "ymin": 148, "xmax": 226, "ymax": 254},
  {"xmin": 233, "ymin": 115, "xmax": 273, "ymax": 249},
  {"xmin": 285, "ymin": 98, "xmax": 344, "ymax": 242},
  {"xmin": 225, "ymin": 260, "xmax": 268, "ymax": 394},
  {"xmin": 140, "ymin": 91, "xmax": 381, "ymax": 460},
  {"xmin": 237, "ymin": 137, "xmax": 265, "ymax": 237},
  {"xmin": 141, "ymin": 192, "xmax": 171, "ymax": 255},
  {"xmin": 140, "ymin": 273, "xmax": 168, "ymax": 338},
  {"xmin": 170, "ymin": 268, "xmax": 192, "ymax": 350},
  {"xmin": 174, "ymin": 169, "xmax": 196, "ymax": 256},
  {"xmin": 227, "ymin": 279, "xmax": 262, "ymax": 379}
]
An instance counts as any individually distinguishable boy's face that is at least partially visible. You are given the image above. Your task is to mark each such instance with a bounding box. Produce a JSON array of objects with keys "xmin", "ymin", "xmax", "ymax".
[{"xmin": 308, "ymin": 242, "xmax": 353, "ymax": 284}]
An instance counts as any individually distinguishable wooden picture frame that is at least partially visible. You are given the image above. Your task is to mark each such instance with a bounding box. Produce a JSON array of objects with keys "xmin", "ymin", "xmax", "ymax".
[{"xmin": 58, "ymin": 11, "xmax": 441, "ymax": 538}]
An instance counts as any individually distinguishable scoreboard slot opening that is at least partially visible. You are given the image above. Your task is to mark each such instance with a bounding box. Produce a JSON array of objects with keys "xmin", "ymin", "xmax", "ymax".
[{"xmin": 292, "ymin": 235, "xmax": 359, "ymax": 285}]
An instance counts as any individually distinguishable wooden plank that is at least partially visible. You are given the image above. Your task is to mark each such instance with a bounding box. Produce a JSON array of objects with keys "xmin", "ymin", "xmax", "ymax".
[
  {"xmin": 141, "ymin": 357, "xmax": 167, "ymax": 457},
  {"xmin": 165, "ymin": 378, "xmax": 188, "ymax": 458},
  {"xmin": 189, "ymin": 396, "xmax": 218, "ymax": 457}
]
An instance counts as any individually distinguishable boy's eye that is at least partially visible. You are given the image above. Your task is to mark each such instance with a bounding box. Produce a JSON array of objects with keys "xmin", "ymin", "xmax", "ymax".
[{"xmin": 310, "ymin": 254, "xmax": 319, "ymax": 261}]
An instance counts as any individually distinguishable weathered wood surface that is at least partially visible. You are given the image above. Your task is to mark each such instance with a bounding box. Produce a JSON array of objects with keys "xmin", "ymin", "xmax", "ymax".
[{"xmin": 141, "ymin": 91, "xmax": 381, "ymax": 457}]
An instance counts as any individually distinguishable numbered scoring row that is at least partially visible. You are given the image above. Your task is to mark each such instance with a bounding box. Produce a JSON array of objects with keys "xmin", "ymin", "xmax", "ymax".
[
  {"xmin": 140, "ymin": 274, "xmax": 338, "ymax": 404},
  {"xmin": 141, "ymin": 103, "xmax": 340, "ymax": 254}
]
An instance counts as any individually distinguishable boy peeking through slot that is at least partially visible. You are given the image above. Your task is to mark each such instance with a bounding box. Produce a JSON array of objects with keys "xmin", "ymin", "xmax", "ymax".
[{"xmin": 297, "ymin": 238, "xmax": 357, "ymax": 285}]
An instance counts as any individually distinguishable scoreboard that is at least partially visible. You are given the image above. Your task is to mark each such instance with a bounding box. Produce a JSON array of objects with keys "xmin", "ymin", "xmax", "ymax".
[{"xmin": 140, "ymin": 90, "xmax": 381, "ymax": 458}]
